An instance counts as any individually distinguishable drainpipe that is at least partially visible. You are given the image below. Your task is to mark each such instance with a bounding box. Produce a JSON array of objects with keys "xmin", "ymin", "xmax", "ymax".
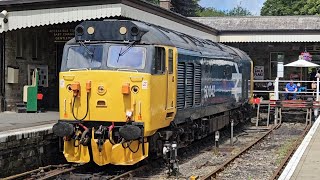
[{"xmin": 0, "ymin": 33, "xmax": 5, "ymax": 112}]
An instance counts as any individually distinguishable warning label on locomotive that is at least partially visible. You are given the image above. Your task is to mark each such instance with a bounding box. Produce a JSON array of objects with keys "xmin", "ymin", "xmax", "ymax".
[
  {"xmin": 142, "ymin": 80, "xmax": 148, "ymax": 89},
  {"xmin": 60, "ymin": 79, "xmax": 65, "ymax": 88}
]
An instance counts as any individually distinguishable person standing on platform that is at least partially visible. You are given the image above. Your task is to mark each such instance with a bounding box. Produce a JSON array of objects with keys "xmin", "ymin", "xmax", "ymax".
[{"xmin": 285, "ymin": 80, "xmax": 297, "ymax": 100}]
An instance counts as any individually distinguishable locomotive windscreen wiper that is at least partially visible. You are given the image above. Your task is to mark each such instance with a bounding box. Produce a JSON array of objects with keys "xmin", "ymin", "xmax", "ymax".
[
  {"xmin": 117, "ymin": 41, "xmax": 136, "ymax": 62},
  {"xmin": 79, "ymin": 41, "xmax": 93, "ymax": 57}
]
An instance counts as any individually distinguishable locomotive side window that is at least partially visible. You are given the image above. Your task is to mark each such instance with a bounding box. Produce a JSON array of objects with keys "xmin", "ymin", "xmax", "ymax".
[
  {"xmin": 169, "ymin": 49, "xmax": 173, "ymax": 74},
  {"xmin": 107, "ymin": 46, "xmax": 146, "ymax": 69},
  {"xmin": 155, "ymin": 47, "xmax": 165, "ymax": 74}
]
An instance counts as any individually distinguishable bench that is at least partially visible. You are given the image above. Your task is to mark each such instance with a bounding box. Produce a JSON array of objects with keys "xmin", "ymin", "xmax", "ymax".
[{"xmin": 267, "ymin": 100, "xmax": 318, "ymax": 125}]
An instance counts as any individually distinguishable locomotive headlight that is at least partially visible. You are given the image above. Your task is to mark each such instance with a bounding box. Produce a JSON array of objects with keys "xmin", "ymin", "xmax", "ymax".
[
  {"xmin": 87, "ymin": 26, "xmax": 95, "ymax": 35},
  {"xmin": 119, "ymin": 26, "xmax": 127, "ymax": 35},
  {"xmin": 97, "ymin": 85, "xmax": 106, "ymax": 95}
]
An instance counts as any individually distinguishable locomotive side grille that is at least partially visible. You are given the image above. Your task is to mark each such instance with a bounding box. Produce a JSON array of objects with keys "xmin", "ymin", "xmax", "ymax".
[
  {"xmin": 194, "ymin": 63, "xmax": 201, "ymax": 105},
  {"xmin": 177, "ymin": 62, "xmax": 185, "ymax": 110},
  {"xmin": 185, "ymin": 63, "xmax": 194, "ymax": 108}
]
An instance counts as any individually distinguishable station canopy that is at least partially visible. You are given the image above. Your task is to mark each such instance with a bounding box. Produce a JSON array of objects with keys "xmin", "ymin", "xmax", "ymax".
[{"xmin": 0, "ymin": 0, "xmax": 218, "ymax": 41}]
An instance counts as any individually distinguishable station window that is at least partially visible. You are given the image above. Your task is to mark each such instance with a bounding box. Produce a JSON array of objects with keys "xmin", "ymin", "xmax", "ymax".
[
  {"xmin": 168, "ymin": 49, "xmax": 173, "ymax": 74},
  {"xmin": 270, "ymin": 52, "xmax": 284, "ymax": 79},
  {"xmin": 31, "ymin": 32, "xmax": 38, "ymax": 60},
  {"xmin": 155, "ymin": 47, "xmax": 165, "ymax": 74},
  {"xmin": 16, "ymin": 31, "xmax": 24, "ymax": 58}
]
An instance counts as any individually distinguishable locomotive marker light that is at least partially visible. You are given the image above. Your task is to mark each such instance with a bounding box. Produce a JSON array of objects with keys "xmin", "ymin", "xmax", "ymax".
[{"xmin": 75, "ymin": 26, "xmax": 84, "ymax": 36}]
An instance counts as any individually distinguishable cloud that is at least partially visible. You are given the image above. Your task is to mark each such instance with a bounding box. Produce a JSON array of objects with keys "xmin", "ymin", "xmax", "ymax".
[{"xmin": 199, "ymin": 0, "xmax": 266, "ymax": 15}]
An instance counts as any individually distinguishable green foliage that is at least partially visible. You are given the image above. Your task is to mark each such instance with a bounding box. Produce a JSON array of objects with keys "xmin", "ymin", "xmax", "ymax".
[
  {"xmin": 143, "ymin": 0, "xmax": 252, "ymax": 17},
  {"xmin": 143, "ymin": 0, "xmax": 200, "ymax": 17},
  {"xmin": 227, "ymin": 5, "xmax": 252, "ymax": 16},
  {"xmin": 196, "ymin": 5, "xmax": 252, "ymax": 17},
  {"xmin": 171, "ymin": 0, "xmax": 201, "ymax": 17},
  {"xmin": 196, "ymin": 7, "xmax": 227, "ymax": 17},
  {"xmin": 261, "ymin": 0, "xmax": 320, "ymax": 16}
]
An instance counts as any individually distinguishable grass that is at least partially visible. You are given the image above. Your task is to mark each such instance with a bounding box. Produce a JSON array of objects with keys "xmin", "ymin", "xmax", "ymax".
[{"xmin": 275, "ymin": 138, "xmax": 298, "ymax": 165}]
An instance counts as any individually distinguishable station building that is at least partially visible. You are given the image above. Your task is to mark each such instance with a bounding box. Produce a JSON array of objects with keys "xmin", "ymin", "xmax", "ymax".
[
  {"xmin": 192, "ymin": 16, "xmax": 320, "ymax": 81},
  {"xmin": 0, "ymin": 0, "xmax": 319, "ymax": 112}
]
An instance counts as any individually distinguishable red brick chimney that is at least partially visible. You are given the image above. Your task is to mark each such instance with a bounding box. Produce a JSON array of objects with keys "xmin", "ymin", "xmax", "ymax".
[{"xmin": 159, "ymin": 0, "xmax": 172, "ymax": 10}]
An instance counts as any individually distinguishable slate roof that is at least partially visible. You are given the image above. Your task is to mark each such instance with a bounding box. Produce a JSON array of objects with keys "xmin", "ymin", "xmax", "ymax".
[{"xmin": 191, "ymin": 16, "xmax": 320, "ymax": 32}]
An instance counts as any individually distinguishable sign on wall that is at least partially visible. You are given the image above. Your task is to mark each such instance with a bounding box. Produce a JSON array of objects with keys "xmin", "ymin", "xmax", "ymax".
[
  {"xmin": 254, "ymin": 66, "xmax": 264, "ymax": 80},
  {"xmin": 49, "ymin": 28, "xmax": 75, "ymax": 42}
]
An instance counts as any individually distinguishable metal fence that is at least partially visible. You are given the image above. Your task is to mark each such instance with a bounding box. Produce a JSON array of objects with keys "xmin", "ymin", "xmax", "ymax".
[{"xmin": 249, "ymin": 78, "xmax": 320, "ymax": 101}]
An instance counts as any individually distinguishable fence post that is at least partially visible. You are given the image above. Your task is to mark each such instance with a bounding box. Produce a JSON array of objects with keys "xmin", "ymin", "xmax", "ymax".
[
  {"xmin": 274, "ymin": 77, "xmax": 279, "ymax": 100},
  {"xmin": 315, "ymin": 78, "xmax": 319, "ymax": 118},
  {"xmin": 274, "ymin": 77, "xmax": 279, "ymax": 125}
]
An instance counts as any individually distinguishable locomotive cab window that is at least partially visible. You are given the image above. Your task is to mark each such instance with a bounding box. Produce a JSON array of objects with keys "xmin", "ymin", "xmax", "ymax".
[
  {"xmin": 66, "ymin": 44, "xmax": 103, "ymax": 69},
  {"xmin": 169, "ymin": 49, "xmax": 173, "ymax": 74},
  {"xmin": 107, "ymin": 45, "xmax": 146, "ymax": 69},
  {"xmin": 155, "ymin": 47, "xmax": 165, "ymax": 74}
]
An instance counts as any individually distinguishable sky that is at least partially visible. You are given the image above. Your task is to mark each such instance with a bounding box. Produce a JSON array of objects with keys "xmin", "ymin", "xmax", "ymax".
[{"xmin": 199, "ymin": 0, "xmax": 266, "ymax": 16}]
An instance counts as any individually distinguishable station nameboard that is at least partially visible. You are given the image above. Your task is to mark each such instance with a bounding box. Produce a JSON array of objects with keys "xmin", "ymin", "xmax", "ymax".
[{"xmin": 49, "ymin": 28, "xmax": 75, "ymax": 42}]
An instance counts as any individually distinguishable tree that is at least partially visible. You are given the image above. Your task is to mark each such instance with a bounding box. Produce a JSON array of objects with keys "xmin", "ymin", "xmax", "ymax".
[
  {"xmin": 196, "ymin": 7, "xmax": 227, "ymax": 17},
  {"xmin": 227, "ymin": 5, "xmax": 252, "ymax": 16},
  {"xmin": 143, "ymin": 0, "xmax": 200, "ymax": 17},
  {"xmin": 171, "ymin": 0, "xmax": 200, "ymax": 17},
  {"xmin": 261, "ymin": 0, "xmax": 320, "ymax": 16}
]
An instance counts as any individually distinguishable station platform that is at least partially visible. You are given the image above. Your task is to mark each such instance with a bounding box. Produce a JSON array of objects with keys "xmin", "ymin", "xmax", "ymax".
[
  {"xmin": 0, "ymin": 111, "xmax": 58, "ymax": 132},
  {"xmin": 279, "ymin": 115, "xmax": 320, "ymax": 180},
  {"xmin": 0, "ymin": 111, "xmax": 61, "ymax": 177}
]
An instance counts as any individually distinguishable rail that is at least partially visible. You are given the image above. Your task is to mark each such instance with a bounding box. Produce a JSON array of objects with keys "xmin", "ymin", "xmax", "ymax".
[
  {"xmin": 3, "ymin": 164, "xmax": 80, "ymax": 180},
  {"xmin": 201, "ymin": 123, "xmax": 281, "ymax": 180}
]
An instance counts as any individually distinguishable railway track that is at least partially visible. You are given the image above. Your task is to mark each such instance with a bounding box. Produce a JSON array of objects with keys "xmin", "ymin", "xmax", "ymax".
[
  {"xmin": 202, "ymin": 122, "xmax": 310, "ymax": 180},
  {"xmin": 7, "ymin": 122, "xmax": 309, "ymax": 180},
  {"xmin": 270, "ymin": 123, "xmax": 311, "ymax": 180},
  {"xmin": 3, "ymin": 164, "xmax": 80, "ymax": 180},
  {"xmin": 201, "ymin": 123, "xmax": 281, "ymax": 180}
]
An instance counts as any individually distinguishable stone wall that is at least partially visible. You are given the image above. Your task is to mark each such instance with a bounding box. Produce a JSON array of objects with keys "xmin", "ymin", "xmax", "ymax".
[
  {"xmin": 4, "ymin": 27, "xmax": 56, "ymax": 111},
  {"xmin": 3, "ymin": 23, "xmax": 77, "ymax": 111},
  {"xmin": 0, "ymin": 127, "xmax": 65, "ymax": 178}
]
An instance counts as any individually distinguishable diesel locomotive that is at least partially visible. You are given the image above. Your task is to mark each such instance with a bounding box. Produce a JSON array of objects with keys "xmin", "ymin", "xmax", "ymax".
[{"xmin": 53, "ymin": 19, "xmax": 253, "ymax": 172}]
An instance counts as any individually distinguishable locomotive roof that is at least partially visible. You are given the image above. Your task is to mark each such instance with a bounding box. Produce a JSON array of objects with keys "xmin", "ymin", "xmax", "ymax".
[{"xmin": 73, "ymin": 20, "xmax": 250, "ymax": 61}]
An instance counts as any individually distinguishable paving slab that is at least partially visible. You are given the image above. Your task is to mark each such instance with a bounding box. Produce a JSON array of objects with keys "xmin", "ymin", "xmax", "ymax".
[{"xmin": 0, "ymin": 111, "xmax": 58, "ymax": 132}]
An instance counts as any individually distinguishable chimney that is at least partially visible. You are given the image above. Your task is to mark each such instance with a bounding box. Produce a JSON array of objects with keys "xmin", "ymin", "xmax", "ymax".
[{"xmin": 159, "ymin": 0, "xmax": 172, "ymax": 10}]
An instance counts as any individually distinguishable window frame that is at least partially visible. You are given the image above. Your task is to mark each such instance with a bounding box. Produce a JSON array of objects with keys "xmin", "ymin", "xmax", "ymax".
[
  {"xmin": 154, "ymin": 47, "xmax": 166, "ymax": 74},
  {"xmin": 16, "ymin": 31, "xmax": 23, "ymax": 58},
  {"xmin": 107, "ymin": 45, "xmax": 147, "ymax": 70},
  {"xmin": 168, "ymin": 49, "xmax": 173, "ymax": 74}
]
